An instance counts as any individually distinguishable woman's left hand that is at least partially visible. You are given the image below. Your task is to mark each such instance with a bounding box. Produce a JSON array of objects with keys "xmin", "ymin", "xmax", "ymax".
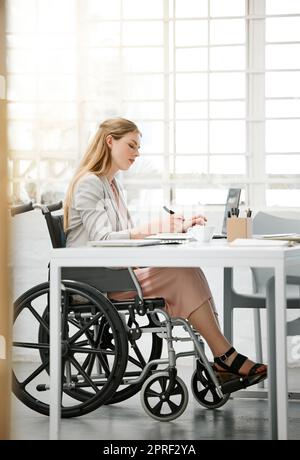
[{"xmin": 182, "ymin": 214, "xmax": 207, "ymax": 232}]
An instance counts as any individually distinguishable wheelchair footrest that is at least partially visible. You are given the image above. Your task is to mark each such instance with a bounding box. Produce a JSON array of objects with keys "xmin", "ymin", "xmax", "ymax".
[{"xmin": 220, "ymin": 372, "xmax": 267, "ymax": 394}]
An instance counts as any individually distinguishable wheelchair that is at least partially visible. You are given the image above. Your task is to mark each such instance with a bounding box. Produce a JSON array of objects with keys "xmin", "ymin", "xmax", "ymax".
[{"xmin": 11, "ymin": 201, "xmax": 265, "ymax": 421}]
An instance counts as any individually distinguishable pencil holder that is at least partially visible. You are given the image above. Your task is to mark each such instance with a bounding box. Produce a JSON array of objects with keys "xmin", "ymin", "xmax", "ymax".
[{"xmin": 227, "ymin": 217, "xmax": 252, "ymax": 242}]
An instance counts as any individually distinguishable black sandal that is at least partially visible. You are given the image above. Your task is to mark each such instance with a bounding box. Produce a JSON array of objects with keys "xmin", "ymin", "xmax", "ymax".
[{"xmin": 213, "ymin": 347, "xmax": 267, "ymax": 377}]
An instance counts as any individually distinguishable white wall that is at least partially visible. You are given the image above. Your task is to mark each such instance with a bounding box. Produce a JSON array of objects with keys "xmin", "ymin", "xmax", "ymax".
[{"xmin": 10, "ymin": 210, "xmax": 300, "ymax": 367}]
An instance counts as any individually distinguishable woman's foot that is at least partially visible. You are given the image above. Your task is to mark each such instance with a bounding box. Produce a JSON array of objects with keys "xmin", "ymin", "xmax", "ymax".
[{"xmin": 213, "ymin": 347, "xmax": 267, "ymax": 377}]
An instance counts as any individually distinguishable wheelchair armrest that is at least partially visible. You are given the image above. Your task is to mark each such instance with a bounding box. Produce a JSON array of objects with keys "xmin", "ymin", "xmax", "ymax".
[
  {"xmin": 128, "ymin": 267, "xmax": 143, "ymax": 301},
  {"xmin": 135, "ymin": 296, "xmax": 165, "ymax": 316}
]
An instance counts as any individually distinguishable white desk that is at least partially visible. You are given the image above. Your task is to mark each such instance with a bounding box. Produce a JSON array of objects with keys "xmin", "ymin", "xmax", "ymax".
[{"xmin": 49, "ymin": 241, "xmax": 300, "ymax": 440}]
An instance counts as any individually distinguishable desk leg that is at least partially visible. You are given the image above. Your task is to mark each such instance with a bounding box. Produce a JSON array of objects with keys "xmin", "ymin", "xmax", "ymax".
[
  {"xmin": 49, "ymin": 263, "xmax": 61, "ymax": 440},
  {"xmin": 266, "ymin": 277, "xmax": 278, "ymax": 440},
  {"xmin": 223, "ymin": 267, "xmax": 233, "ymax": 343},
  {"xmin": 267, "ymin": 268, "xmax": 288, "ymax": 440},
  {"xmin": 274, "ymin": 266, "xmax": 288, "ymax": 440}
]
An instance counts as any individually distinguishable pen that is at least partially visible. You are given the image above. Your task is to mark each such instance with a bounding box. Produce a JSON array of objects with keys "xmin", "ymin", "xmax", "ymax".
[{"xmin": 163, "ymin": 206, "xmax": 175, "ymax": 215}]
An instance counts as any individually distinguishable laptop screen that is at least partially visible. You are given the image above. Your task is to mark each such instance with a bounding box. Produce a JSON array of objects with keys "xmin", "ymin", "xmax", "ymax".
[{"xmin": 221, "ymin": 188, "xmax": 241, "ymax": 235}]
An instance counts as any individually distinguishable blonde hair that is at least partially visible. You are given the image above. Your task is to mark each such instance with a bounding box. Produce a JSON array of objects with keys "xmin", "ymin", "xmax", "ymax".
[{"xmin": 64, "ymin": 117, "xmax": 140, "ymax": 231}]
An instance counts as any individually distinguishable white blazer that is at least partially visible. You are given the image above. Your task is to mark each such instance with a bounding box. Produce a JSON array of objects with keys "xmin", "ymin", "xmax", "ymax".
[{"xmin": 66, "ymin": 173, "xmax": 134, "ymax": 247}]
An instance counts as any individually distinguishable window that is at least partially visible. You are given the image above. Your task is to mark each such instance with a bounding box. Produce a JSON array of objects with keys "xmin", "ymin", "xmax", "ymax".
[
  {"xmin": 265, "ymin": 0, "xmax": 300, "ymax": 206},
  {"xmin": 5, "ymin": 0, "xmax": 300, "ymax": 209}
]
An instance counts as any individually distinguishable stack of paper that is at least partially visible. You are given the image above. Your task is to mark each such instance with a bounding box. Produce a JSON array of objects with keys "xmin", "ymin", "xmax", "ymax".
[{"xmin": 258, "ymin": 233, "xmax": 300, "ymax": 243}]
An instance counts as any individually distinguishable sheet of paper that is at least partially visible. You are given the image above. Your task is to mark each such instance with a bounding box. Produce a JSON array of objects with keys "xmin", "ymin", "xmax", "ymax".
[
  {"xmin": 229, "ymin": 238, "xmax": 291, "ymax": 247},
  {"xmin": 257, "ymin": 233, "xmax": 300, "ymax": 242}
]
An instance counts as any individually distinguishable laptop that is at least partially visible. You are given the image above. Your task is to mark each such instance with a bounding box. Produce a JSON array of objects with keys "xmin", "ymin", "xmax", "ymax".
[
  {"xmin": 146, "ymin": 233, "xmax": 192, "ymax": 241},
  {"xmin": 212, "ymin": 188, "xmax": 241, "ymax": 239}
]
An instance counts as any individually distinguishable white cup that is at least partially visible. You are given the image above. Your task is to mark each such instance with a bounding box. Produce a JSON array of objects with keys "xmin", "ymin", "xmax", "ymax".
[{"xmin": 187, "ymin": 225, "xmax": 215, "ymax": 243}]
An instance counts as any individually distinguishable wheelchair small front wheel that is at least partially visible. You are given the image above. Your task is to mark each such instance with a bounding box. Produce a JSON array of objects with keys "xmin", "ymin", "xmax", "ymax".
[
  {"xmin": 140, "ymin": 372, "xmax": 188, "ymax": 422},
  {"xmin": 191, "ymin": 368, "xmax": 230, "ymax": 409}
]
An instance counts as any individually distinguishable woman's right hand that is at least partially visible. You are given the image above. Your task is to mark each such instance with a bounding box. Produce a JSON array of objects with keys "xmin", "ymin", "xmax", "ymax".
[
  {"xmin": 130, "ymin": 214, "xmax": 185, "ymax": 239},
  {"xmin": 164, "ymin": 214, "xmax": 185, "ymax": 233}
]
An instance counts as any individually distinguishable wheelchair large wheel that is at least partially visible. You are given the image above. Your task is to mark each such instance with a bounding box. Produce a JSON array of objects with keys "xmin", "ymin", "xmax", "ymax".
[
  {"xmin": 13, "ymin": 280, "xmax": 128, "ymax": 418},
  {"xmin": 45, "ymin": 309, "xmax": 163, "ymax": 406}
]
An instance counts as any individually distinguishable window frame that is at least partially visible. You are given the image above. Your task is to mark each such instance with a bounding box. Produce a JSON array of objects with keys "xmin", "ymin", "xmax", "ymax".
[{"xmin": 5, "ymin": 0, "xmax": 300, "ymax": 211}]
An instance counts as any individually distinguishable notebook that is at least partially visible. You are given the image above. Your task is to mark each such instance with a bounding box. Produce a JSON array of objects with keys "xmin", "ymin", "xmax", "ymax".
[
  {"xmin": 212, "ymin": 188, "xmax": 241, "ymax": 239},
  {"xmin": 88, "ymin": 239, "xmax": 162, "ymax": 247}
]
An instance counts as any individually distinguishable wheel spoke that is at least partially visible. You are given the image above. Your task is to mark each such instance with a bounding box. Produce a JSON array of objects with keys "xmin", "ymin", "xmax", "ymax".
[
  {"xmin": 72, "ymin": 349, "xmax": 97, "ymax": 379},
  {"xmin": 85, "ymin": 352, "xmax": 96, "ymax": 377},
  {"xmin": 70, "ymin": 346, "xmax": 115, "ymax": 355},
  {"xmin": 68, "ymin": 318, "xmax": 83, "ymax": 330},
  {"xmin": 13, "ymin": 341, "xmax": 49, "ymax": 350},
  {"xmin": 79, "ymin": 353, "xmax": 93, "ymax": 374},
  {"xmin": 159, "ymin": 377, "xmax": 167, "ymax": 392},
  {"xmin": 198, "ymin": 386, "xmax": 210, "ymax": 400},
  {"xmin": 82, "ymin": 327, "xmax": 111, "ymax": 375},
  {"xmin": 69, "ymin": 356, "xmax": 100, "ymax": 393},
  {"xmin": 73, "ymin": 339, "xmax": 89, "ymax": 347},
  {"xmin": 69, "ymin": 312, "xmax": 102, "ymax": 344},
  {"xmin": 210, "ymin": 388, "xmax": 221, "ymax": 403},
  {"xmin": 167, "ymin": 399, "xmax": 180, "ymax": 412},
  {"xmin": 27, "ymin": 304, "xmax": 49, "ymax": 334},
  {"xmin": 21, "ymin": 360, "xmax": 49, "ymax": 388},
  {"xmin": 82, "ymin": 327, "xmax": 96, "ymax": 347},
  {"xmin": 152, "ymin": 400, "xmax": 164, "ymax": 415},
  {"xmin": 171, "ymin": 383, "xmax": 184, "ymax": 396},
  {"xmin": 93, "ymin": 323, "xmax": 116, "ymax": 376},
  {"xmin": 127, "ymin": 351, "xmax": 144, "ymax": 369},
  {"xmin": 130, "ymin": 344, "xmax": 146, "ymax": 368},
  {"xmin": 96, "ymin": 352, "xmax": 110, "ymax": 376},
  {"xmin": 145, "ymin": 389, "xmax": 161, "ymax": 398}
]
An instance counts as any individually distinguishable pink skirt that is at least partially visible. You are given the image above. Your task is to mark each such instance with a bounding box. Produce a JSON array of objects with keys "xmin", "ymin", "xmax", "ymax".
[{"xmin": 110, "ymin": 267, "xmax": 216, "ymax": 319}]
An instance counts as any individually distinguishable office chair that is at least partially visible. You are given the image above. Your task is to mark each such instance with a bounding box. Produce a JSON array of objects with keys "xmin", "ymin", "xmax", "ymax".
[
  {"xmin": 251, "ymin": 212, "xmax": 300, "ymax": 362},
  {"xmin": 223, "ymin": 212, "xmax": 300, "ymax": 396}
]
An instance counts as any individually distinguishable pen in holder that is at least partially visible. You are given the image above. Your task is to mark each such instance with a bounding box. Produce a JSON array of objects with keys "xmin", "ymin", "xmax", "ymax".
[{"xmin": 227, "ymin": 216, "xmax": 253, "ymax": 242}]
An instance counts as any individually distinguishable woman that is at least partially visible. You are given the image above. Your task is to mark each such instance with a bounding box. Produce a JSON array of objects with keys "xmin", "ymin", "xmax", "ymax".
[{"xmin": 64, "ymin": 117, "xmax": 267, "ymax": 378}]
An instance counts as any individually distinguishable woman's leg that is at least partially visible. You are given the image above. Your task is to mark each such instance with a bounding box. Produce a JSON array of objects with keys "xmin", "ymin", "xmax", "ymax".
[
  {"xmin": 111, "ymin": 267, "xmax": 266, "ymax": 375},
  {"xmin": 188, "ymin": 300, "xmax": 266, "ymax": 376}
]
